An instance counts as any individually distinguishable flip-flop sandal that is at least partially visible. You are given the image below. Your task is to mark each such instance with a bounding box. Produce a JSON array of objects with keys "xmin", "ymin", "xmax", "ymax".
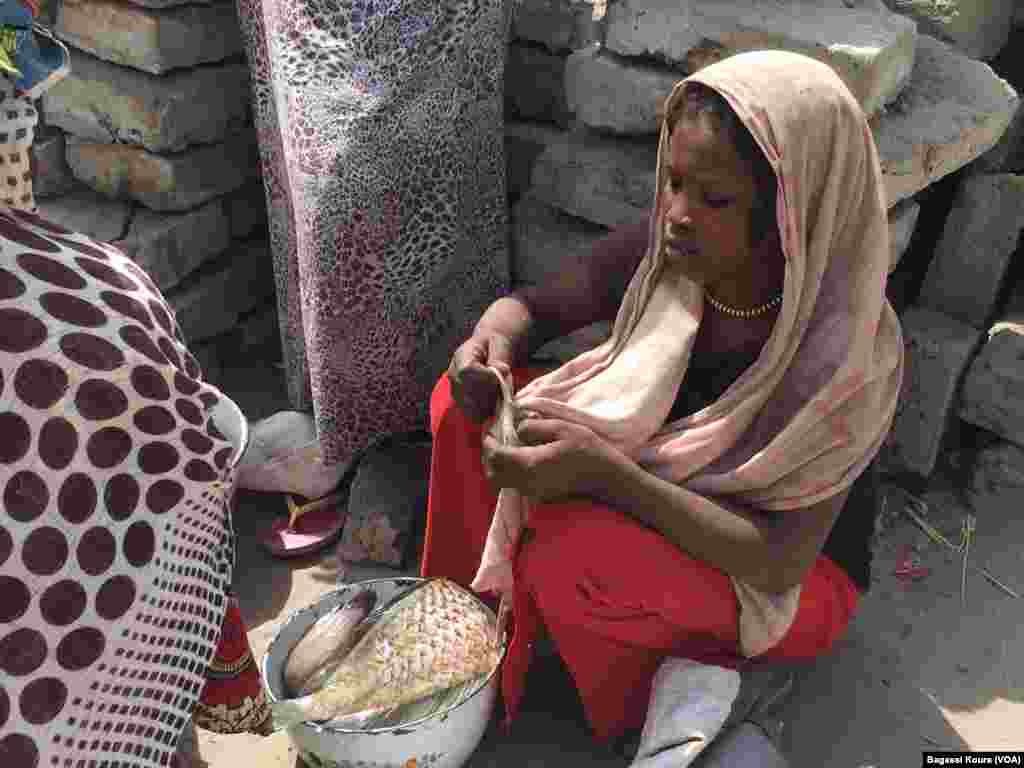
[{"xmin": 261, "ymin": 491, "xmax": 347, "ymax": 559}]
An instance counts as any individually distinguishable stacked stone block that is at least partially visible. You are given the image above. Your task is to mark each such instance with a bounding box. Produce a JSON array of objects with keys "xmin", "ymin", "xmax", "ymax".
[
  {"xmin": 34, "ymin": 0, "xmax": 275, "ymax": 387},
  {"xmin": 505, "ymin": 0, "xmax": 1024, "ymax": 483}
]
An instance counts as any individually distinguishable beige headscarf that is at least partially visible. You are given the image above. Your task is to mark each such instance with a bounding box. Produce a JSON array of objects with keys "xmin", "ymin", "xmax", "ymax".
[{"xmin": 475, "ymin": 50, "xmax": 904, "ymax": 656}]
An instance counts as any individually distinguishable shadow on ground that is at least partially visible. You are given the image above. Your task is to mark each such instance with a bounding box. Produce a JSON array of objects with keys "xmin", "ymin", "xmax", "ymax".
[{"xmin": 782, "ymin": 482, "xmax": 1024, "ymax": 763}]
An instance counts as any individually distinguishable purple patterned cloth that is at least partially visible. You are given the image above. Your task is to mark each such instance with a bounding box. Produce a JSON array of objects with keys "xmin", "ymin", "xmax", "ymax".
[{"xmin": 234, "ymin": 0, "xmax": 512, "ymax": 479}]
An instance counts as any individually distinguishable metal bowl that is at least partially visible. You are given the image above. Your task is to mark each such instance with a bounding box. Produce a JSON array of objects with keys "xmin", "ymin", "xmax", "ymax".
[
  {"xmin": 205, "ymin": 391, "xmax": 250, "ymax": 473},
  {"xmin": 261, "ymin": 578, "xmax": 507, "ymax": 768}
]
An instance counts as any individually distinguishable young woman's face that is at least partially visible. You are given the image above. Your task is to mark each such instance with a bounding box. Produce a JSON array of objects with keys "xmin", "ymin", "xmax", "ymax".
[{"xmin": 660, "ymin": 113, "xmax": 762, "ymax": 289}]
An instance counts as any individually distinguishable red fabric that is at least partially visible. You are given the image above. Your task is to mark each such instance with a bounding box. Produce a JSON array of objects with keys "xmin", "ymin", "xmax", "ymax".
[
  {"xmin": 421, "ymin": 369, "xmax": 862, "ymax": 742},
  {"xmin": 193, "ymin": 596, "xmax": 272, "ymax": 735}
]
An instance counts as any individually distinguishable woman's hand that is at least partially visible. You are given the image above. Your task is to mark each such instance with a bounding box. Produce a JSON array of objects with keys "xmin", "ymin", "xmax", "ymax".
[
  {"xmin": 481, "ymin": 416, "xmax": 625, "ymax": 504},
  {"xmin": 448, "ymin": 333, "xmax": 514, "ymax": 424}
]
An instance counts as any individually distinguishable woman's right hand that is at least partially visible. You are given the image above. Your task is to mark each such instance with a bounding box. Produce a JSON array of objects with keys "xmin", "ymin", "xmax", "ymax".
[{"xmin": 448, "ymin": 333, "xmax": 515, "ymax": 424}]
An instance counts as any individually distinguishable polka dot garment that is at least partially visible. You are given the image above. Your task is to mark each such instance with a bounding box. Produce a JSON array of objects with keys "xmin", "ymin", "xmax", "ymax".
[{"xmin": 0, "ymin": 207, "xmax": 243, "ymax": 768}]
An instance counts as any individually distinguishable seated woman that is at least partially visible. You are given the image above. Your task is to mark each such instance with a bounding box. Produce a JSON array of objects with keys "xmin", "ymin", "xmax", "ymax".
[
  {"xmin": 0, "ymin": 71, "xmax": 270, "ymax": 767},
  {"xmin": 424, "ymin": 51, "xmax": 903, "ymax": 763}
]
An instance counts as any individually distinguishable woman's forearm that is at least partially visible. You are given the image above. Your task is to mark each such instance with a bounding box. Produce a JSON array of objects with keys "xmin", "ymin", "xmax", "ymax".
[
  {"xmin": 595, "ymin": 453, "xmax": 798, "ymax": 593},
  {"xmin": 474, "ymin": 217, "xmax": 650, "ymax": 367}
]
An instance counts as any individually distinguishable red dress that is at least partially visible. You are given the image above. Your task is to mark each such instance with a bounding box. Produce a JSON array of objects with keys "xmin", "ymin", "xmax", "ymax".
[{"xmin": 420, "ymin": 368, "xmax": 862, "ymax": 741}]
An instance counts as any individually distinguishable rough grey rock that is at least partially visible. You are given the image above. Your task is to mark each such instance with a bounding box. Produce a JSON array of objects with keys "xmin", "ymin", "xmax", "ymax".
[
  {"xmin": 506, "ymin": 121, "xmax": 570, "ymax": 148},
  {"xmin": 889, "ymin": 198, "xmax": 921, "ymax": 272},
  {"xmin": 604, "ymin": 0, "xmax": 916, "ymax": 118},
  {"xmin": 565, "ymin": 44, "xmax": 683, "ymax": 135},
  {"xmin": 512, "ymin": 0, "xmax": 605, "ymax": 53},
  {"xmin": 42, "ymin": 48, "xmax": 251, "ymax": 154},
  {"xmin": 35, "ymin": 183, "xmax": 132, "ymax": 242},
  {"xmin": 875, "ymin": 35, "xmax": 1021, "ymax": 208},
  {"xmin": 969, "ymin": 439, "xmax": 1024, "ymax": 503},
  {"xmin": 113, "ymin": 200, "xmax": 232, "ymax": 292},
  {"xmin": 530, "ymin": 127, "xmax": 658, "ymax": 229},
  {"xmin": 505, "ymin": 121, "xmax": 566, "ymax": 204},
  {"xmin": 884, "ymin": 307, "xmax": 983, "ymax": 477},
  {"xmin": 882, "ymin": 0, "xmax": 1015, "ymax": 60},
  {"xmin": 224, "ymin": 183, "xmax": 269, "ymax": 241},
  {"xmin": 918, "ymin": 173, "xmax": 1024, "ymax": 328},
  {"xmin": 960, "ymin": 286, "xmax": 1024, "ymax": 448},
  {"xmin": 506, "ymin": 43, "xmax": 573, "ymax": 127},
  {"xmin": 972, "ymin": 100, "xmax": 1024, "ymax": 174},
  {"xmin": 66, "ymin": 132, "xmax": 259, "ymax": 212},
  {"xmin": 167, "ymin": 240, "xmax": 276, "ymax": 344},
  {"xmin": 32, "ymin": 128, "xmax": 75, "ymax": 200},
  {"xmin": 530, "ymin": 37, "xmax": 1019, "ymax": 229},
  {"xmin": 238, "ymin": 301, "xmax": 280, "ymax": 350},
  {"xmin": 340, "ymin": 440, "xmax": 432, "ymax": 569},
  {"xmin": 57, "ymin": 0, "xmax": 243, "ymax": 75},
  {"xmin": 190, "ymin": 338, "xmax": 223, "ymax": 388},
  {"xmin": 512, "ymin": 194, "xmax": 609, "ymax": 286}
]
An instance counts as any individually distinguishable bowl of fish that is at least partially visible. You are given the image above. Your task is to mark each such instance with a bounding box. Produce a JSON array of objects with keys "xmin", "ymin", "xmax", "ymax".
[{"xmin": 261, "ymin": 577, "xmax": 508, "ymax": 768}]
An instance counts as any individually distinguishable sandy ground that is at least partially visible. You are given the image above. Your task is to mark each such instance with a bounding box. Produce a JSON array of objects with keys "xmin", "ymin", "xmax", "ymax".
[{"xmin": 192, "ymin": 354, "xmax": 1024, "ymax": 767}]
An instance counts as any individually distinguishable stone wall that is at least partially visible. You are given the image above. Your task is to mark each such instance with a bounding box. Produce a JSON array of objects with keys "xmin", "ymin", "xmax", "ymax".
[
  {"xmin": 32, "ymin": 0, "xmax": 1024, "ymax": 494},
  {"xmin": 505, "ymin": 0, "xmax": 1024, "ymax": 498},
  {"xmin": 34, "ymin": 0, "xmax": 277, "ymax": 384}
]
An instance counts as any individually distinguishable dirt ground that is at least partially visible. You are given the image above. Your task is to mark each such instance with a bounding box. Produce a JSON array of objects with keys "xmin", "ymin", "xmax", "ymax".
[{"xmin": 191, "ymin": 353, "xmax": 1024, "ymax": 767}]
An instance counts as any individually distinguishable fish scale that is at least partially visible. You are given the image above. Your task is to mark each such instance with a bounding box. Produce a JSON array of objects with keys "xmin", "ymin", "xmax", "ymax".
[{"xmin": 272, "ymin": 578, "xmax": 501, "ymax": 729}]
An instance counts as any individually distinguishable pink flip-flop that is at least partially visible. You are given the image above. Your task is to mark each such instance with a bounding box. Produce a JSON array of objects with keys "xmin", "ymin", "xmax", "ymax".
[{"xmin": 261, "ymin": 492, "xmax": 347, "ymax": 558}]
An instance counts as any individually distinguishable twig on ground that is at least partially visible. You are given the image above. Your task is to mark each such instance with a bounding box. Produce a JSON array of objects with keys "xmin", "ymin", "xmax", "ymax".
[
  {"xmin": 960, "ymin": 515, "xmax": 975, "ymax": 607},
  {"xmin": 896, "ymin": 490, "xmax": 1020, "ymax": 600}
]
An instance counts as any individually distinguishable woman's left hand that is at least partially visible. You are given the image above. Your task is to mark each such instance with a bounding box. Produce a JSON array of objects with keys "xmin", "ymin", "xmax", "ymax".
[{"xmin": 481, "ymin": 416, "xmax": 624, "ymax": 504}]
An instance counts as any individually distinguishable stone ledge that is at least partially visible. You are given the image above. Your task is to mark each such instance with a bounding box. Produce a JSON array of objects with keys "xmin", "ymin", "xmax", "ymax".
[
  {"xmin": 506, "ymin": 43, "xmax": 573, "ymax": 127},
  {"xmin": 882, "ymin": 0, "xmax": 1014, "ymax": 60},
  {"xmin": 875, "ymin": 35, "xmax": 1020, "ymax": 208},
  {"xmin": 972, "ymin": 100, "xmax": 1024, "ymax": 174},
  {"xmin": 66, "ymin": 132, "xmax": 259, "ymax": 213},
  {"xmin": 530, "ymin": 127, "xmax": 658, "ymax": 229},
  {"xmin": 505, "ymin": 121, "xmax": 566, "ymax": 204},
  {"xmin": 512, "ymin": 193, "xmax": 609, "ymax": 286},
  {"xmin": 224, "ymin": 183, "xmax": 269, "ymax": 241},
  {"xmin": 884, "ymin": 306, "xmax": 983, "ymax": 477},
  {"xmin": 35, "ymin": 182, "xmax": 132, "ymax": 242},
  {"xmin": 42, "ymin": 47, "xmax": 250, "ymax": 154},
  {"xmin": 889, "ymin": 199, "xmax": 921, "ymax": 273},
  {"xmin": 532, "ymin": 35, "xmax": 1020, "ymax": 228},
  {"xmin": 604, "ymin": 0, "xmax": 916, "ymax": 118},
  {"xmin": 960, "ymin": 285, "xmax": 1024, "ymax": 448},
  {"xmin": 167, "ymin": 240, "xmax": 276, "ymax": 344},
  {"xmin": 918, "ymin": 173, "xmax": 1024, "ymax": 329},
  {"xmin": 512, "ymin": 0, "xmax": 605, "ymax": 53},
  {"xmin": 57, "ymin": 0, "xmax": 243, "ymax": 75},
  {"xmin": 113, "ymin": 200, "xmax": 233, "ymax": 292},
  {"xmin": 32, "ymin": 128, "xmax": 76, "ymax": 199},
  {"xmin": 565, "ymin": 45, "xmax": 682, "ymax": 136}
]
